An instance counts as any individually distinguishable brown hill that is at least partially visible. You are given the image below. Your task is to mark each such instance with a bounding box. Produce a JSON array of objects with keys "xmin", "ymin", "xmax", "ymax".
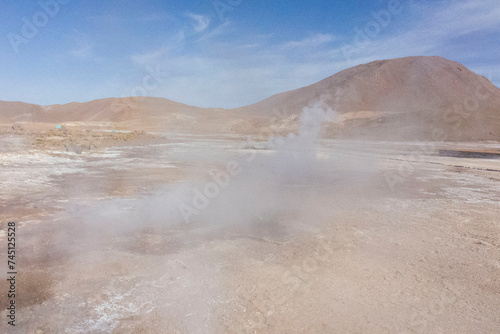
[
  {"xmin": 236, "ymin": 56, "xmax": 500, "ymax": 141},
  {"xmin": 0, "ymin": 97, "xmax": 201, "ymax": 123},
  {"xmin": 0, "ymin": 97, "xmax": 263, "ymax": 134}
]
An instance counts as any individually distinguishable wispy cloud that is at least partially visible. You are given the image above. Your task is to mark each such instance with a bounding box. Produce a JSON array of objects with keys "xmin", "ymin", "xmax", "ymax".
[
  {"xmin": 69, "ymin": 41, "xmax": 94, "ymax": 60},
  {"xmin": 61, "ymin": 32, "xmax": 103, "ymax": 62},
  {"xmin": 87, "ymin": 13, "xmax": 172, "ymax": 23},
  {"xmin": 130, "ymin": 49, "xmax": 167, "ymax": 66},
  {"xmin": 333, "ymin": 0, "xmax": 500, "ymax": 66},
  {"xmin": 427, "ymin": 0, "xmax": 500, "ymax": 36},
  {"xmin": 283, "ymin": 33, "xmax": 336, "ymax": 48},
  {"xmin": 187, "ymin": 13, "xmax": 210, "ymax": 33},
  {"xmin": 194, "ymin": 20, "xmax": 232, "ymax": 43},
  {"xmin": 137, "ymin": 13, "xmax": 172, "ymax": 22}
]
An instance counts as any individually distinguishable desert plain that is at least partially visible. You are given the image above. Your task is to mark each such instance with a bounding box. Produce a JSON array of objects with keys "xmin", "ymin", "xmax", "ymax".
[{"xmin": 0, "ymin": 56, "xmax": 499, "ymax": 333}]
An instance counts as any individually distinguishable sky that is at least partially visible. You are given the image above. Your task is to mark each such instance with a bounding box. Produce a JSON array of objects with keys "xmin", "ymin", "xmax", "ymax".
[{"xmin": 0, "ymin": 0, "xmax": 499, "ymax": 108}]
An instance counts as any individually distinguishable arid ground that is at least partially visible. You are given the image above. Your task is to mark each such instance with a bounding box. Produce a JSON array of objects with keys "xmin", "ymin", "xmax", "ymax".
[
  {"xmin": 1, "ymin": 56, "xmax": 500, "ymax": 334},
  {"xmin": 1, "ymin": 126, "xmax": 499, "ymax": 333}
]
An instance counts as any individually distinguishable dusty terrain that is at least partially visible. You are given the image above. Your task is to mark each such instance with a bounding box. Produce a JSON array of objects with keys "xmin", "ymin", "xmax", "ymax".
[{"xmin": 0, "ymin": 128, "xmax": 499, "ymax": 333}]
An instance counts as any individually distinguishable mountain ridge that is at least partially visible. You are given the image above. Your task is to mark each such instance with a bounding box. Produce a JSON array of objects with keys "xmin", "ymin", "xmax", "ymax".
[{"xmin": 1, "ymin": 56, "xmax": 499, "ymax": 140}]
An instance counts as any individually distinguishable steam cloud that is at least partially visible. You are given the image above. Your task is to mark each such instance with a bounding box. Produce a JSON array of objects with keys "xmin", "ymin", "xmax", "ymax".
[{"xmin": 70, "ymin": 97, "xmax": 340, "ymax": 240}]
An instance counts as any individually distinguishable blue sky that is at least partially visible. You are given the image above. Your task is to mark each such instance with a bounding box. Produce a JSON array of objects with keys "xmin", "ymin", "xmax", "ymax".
[{"xmin": 0, "ymin": 0, "xmax": 499, "ymax": 108}]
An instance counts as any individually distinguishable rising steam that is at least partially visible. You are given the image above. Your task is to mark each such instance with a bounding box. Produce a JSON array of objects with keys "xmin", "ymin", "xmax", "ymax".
[{"xmin": 70, "ymin": 97, "xmax": 339, "ymax": 239}]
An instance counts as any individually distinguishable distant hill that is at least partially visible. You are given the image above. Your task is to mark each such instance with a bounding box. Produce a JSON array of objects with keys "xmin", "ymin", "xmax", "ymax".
[
  {"xmin": 0, "ymin": 97, "xmax": 201, "ymax": 123},
  {"xmin": 0, "ymin": 97, "xmax": 263, "ymax": 134}
]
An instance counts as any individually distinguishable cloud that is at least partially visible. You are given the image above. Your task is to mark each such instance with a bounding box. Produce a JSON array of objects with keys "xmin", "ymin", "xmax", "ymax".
[
  {"xmin": 187, "ymin": 13, "xmax": 210, "ymax": 33},
  {"xmin": 69, "ymin": 42, "xmax": 94, "ymax": 60},
  {"xmin": 194, "ymin": 20, "xmax": 232, "ymax": 43},
  {"xmin": 63, "ymin": 32, "xmax": 102, "ymax": 62},
  {"xmin": 130, "ymin": 49, "xmax": 167, "ymax": 67},
  {"xmin": 309, "ymin": 0, "xmax": 499, "ymax": 70},
  {"xmin": 87, "ymin": 13, "xmax": 171, "ymax": 23},
  {"xmin": 428, "ymin": 0, "xmax": 500, "ymax": 36},
  {"xmin": 283, "ymin": 33, "xmax": 336, "ymax": 48},
  {"xmin": 137, "ymin": 13, "xmax": 172, "ymax": 22}
]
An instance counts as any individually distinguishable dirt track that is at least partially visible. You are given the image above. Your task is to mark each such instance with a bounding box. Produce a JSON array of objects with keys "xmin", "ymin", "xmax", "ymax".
[{"xmin": 1, "ymin": 133, "xmax": 499, "ymax": 333}]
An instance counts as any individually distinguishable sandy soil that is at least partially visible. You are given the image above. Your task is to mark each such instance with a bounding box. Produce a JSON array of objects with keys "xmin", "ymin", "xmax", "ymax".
[{"xmin": 0, "ymin": 131, "xmax": 499, "ymax": 334}]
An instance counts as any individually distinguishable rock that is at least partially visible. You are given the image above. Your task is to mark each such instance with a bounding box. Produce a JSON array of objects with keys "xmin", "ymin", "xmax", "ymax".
[{"xmin": 65, "ymin": 143, "xmax": 84, "ymax": 154}]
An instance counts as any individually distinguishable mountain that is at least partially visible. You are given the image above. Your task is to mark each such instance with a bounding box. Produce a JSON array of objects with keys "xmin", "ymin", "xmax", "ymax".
[
  {"xmin": 235, "ymin": 56, "xmax": 500, "ymax": 141},
  {"xmin": 1, "ymin": 56, "xmax": 499, "ymax": 140}
]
